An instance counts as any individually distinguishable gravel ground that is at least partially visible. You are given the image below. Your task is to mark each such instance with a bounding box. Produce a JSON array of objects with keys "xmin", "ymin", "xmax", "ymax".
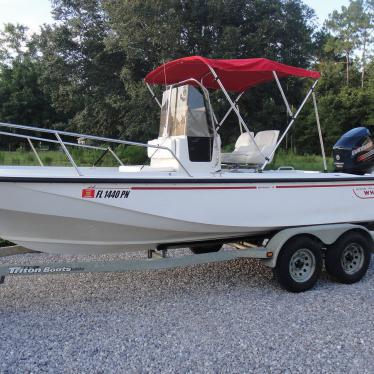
[{"xmin": 0, "ymin": 247, "xmax": 373, "ymax": 373}]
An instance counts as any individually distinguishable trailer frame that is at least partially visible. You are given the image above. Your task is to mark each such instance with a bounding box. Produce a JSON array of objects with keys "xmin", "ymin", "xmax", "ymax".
[{"xmin": 0, "ymin": 224, "xmax": 373, "ymax": 292}]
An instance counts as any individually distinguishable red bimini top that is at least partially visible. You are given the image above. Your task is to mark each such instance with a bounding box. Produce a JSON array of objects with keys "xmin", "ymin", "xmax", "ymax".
[{"xmin": 145, "ymin": 56, "xmax": 320, "ymax": 92}]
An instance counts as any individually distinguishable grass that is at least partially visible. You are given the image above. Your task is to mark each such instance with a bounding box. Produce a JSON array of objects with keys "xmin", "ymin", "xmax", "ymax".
[
  {"xmin": 0, "ymin": 147, "xmax": 332, "ymax": 171},
  {"xmin": 268, "ymin": 149, "xmax": 333, "ymax": 171},
  {"xmin": 0, "ymin": 145, "xmax": 148, "ymax": 167}
]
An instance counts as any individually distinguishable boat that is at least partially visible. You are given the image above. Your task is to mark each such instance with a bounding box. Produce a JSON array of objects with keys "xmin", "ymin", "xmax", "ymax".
[{"xmin": 0, "ymin": 55, "xmax": 374, "ymax": 256}]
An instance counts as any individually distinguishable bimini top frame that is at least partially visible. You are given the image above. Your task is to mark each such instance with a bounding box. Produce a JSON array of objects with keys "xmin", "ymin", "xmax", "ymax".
[{"xmin": 145, "ymin": 56, "xmax": 326, "ymax": 171}]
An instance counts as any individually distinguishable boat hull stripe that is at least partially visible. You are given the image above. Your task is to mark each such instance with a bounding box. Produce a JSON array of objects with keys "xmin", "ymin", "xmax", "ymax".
[
  {"xmin": 131, "ymin": 183, "xmax": 374, "ymax": 190},
  {"xmin": 132, "ymin": 186, "xmax": 257, "ymax": 190},
  {"xmin": 2, "ymin": 177, "xmax": 374, "ymax": 184}
]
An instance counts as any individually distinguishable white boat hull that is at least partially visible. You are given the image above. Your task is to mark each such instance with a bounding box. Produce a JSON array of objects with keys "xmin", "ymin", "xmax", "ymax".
[{"xmin": 1, "ymin": 172, "xmax": 374, "ymax": 254}]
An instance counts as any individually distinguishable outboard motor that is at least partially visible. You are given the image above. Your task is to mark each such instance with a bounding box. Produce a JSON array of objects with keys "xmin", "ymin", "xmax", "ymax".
[{"xmin": 333, "ymin": 127, "xmax": 374, "ymax": 175}]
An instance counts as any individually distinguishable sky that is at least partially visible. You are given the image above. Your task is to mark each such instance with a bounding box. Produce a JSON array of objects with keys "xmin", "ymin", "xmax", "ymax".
[
  {"xmin": 0, "ymin": 0, "xmax": 352, "ymax": 32},
  {"xmin": 0, "ymin": 0, "xmax": 53, "ymax": 32},
  {"xmin": 303, "ymin": 0, "xmax": 351, "ymax": 26}
]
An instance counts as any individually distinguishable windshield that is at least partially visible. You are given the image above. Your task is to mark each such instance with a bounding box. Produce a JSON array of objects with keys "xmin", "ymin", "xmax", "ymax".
[{"xmin": 159, "ymin": 85, "xmax": 214, "ymax": 138}]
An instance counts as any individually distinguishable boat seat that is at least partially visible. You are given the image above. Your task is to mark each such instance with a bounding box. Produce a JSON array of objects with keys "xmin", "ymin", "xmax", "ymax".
[
  {"xmin": 234, "ymin": 132, "xmax": 255, "ymax": 149},
  {"xmin": 147, "ymin": 137, "xmax": 179, "ymax": 169},
  {"xmin": 221, "ymin": 130, "xmax": 280, "ymax": 165}
]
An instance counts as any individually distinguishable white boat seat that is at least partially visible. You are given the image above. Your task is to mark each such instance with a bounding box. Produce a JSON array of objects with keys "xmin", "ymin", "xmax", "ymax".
[
  {"xmin": 221, "ymin": 130, "xmax": 280, "ymax": 165},
  {"xmin": 234, "ymin": 132, "xmax": 255, "ymax": 149}
]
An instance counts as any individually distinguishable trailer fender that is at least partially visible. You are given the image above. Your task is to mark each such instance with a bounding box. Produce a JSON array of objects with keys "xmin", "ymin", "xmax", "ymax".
[{"xmin": 261, "ymin": 224, "xmax": 372, "ymax": 268}]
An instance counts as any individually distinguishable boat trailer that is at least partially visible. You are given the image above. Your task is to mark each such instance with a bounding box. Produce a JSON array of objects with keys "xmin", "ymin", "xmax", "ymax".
[
  {"xmin": 0, "ymin": 224, "xmax": 373, "ymax": 292},
  {"xmin": 0, "ymin": 245, "xmax": 271, "ymax": 285}
]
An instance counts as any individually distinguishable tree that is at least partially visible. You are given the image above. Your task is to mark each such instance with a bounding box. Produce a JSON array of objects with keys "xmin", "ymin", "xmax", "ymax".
[
  {"xmin": 5, "ymin": 0, "xmax": 371, "ymax": 160},
  {"xmin": 355, "ymin": 0, "xmax": 374, "ymax": 86},
  {"xmin": 0, "ymin": 23, "xmax": 31, "ymax": 65},
  {"xmin": 0, "ymin": 24, "xmax": 62, "ymax": 129},
  {"xmin": 38, "ymin": 0, "xmax": 127, "ymax": 137},
  {"xmin": 325, "ymin": 0, "xmax": 374, "ymax": 86},
  {"xmin": 325, "ymin": 5, "xmax": 358, "ymax": 85},
  {"xmin": 104, "ymin": 0, "xmax": 317, "ymax": 142}
]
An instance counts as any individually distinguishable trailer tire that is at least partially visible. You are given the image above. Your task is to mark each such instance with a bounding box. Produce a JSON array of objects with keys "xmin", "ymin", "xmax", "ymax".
[
  {"xmin": 325, "ymin": 231, "xmax": 371, "ymax": 284},
  {"xmin": 274, "ymin": 236, "xmax": 322, "ymax": 292},
  {"xmin": 190, "ymin": 244, "xmax": 222, "ymax": 254}
]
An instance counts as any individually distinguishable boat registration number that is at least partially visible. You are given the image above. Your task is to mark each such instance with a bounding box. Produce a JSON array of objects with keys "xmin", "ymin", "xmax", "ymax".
[{"xmin": 81, "ymin": 188, "xmax": 131, "ymax": 199}]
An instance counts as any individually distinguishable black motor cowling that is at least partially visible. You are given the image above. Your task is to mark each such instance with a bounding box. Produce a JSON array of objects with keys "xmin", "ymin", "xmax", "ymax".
[{"xmin": 333, "ymin": 127, "xmax": 374, "ymax": 175}]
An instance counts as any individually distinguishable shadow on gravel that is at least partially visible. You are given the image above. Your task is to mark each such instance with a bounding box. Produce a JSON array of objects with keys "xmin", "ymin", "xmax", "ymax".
[{"xmin": 0, "ymin": 253, "xmax": 374, "ymax": 373}]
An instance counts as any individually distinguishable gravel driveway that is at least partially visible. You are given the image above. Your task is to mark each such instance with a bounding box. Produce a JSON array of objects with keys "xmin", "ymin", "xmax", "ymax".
[{"xmin": 0, "ymin": 247, "xmax": 373, "ymax": 373}]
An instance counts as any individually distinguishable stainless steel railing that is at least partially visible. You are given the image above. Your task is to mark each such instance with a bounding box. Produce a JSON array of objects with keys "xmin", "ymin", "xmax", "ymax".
[{"xmin": 0, "ymin": 122, "xmax": 192, "ymax": 176}]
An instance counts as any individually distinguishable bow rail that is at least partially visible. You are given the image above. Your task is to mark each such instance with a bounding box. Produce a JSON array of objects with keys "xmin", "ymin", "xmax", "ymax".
[{"xmin": 0, "ymin": 122, "xmax": 192, "ymax": 177}]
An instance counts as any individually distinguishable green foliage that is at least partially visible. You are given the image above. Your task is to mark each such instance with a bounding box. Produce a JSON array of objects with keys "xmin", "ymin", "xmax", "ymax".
[
  {"xmin": 0, "ymin": 147, "xmax": 148, "ymax": 167},
  {"xmin": 0, "ymin": 24, "xmax": 64, "ymax": 138},
  {"xmin": 104, "ymin": 0, "xmax": 316, "ymax": 144},
  {"xmin": 43, "ymin": 156, "xmax": 53, "ymax": 166},
  {"xmin": 0, "ymin": 59, "xmax": 57, "ymax": 125},
  {"xmin": 268, "ymin": 150, "xmax": 334, "ymax": 171},
  {"xmin": 0, "ymin": 0, "xmax": 373, "ymax": 165},
  {"xmin": 294, "ymin": 56, "xmax": 374, "ymax": 156},
  {"xmin": 0, "ymin": 23, "xmax": 33, "ymax": 64},
  {"xmin": 38, "ymin": 0, "xmax": 127, "ymax": 137},
  {"xmin": 32, "ymin": 0, "xmax": 318, "ymax": 144},
  {"xmin": 0, "ymin": 148, "xmax": 331, "ymax": 172},
  {"xmin": 324, "ymin": 0, "xmax": 374, "ymax": 85},
  {"xmin": 116, "ymin": 145, "xmax": 147, "ymax": 165}
]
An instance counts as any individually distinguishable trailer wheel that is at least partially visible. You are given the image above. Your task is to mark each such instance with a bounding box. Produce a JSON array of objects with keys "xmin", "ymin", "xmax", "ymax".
[
  {"xmin": 274, "ymin": 236, "xmax": 322, "ymax": 292},
  {"xmin": 325, "ymin": 231, "xmax": 371, "ymax": 284},
  {"xmin": 190, "ymin": 244, "xmax": 222, "ymax": 254}
]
